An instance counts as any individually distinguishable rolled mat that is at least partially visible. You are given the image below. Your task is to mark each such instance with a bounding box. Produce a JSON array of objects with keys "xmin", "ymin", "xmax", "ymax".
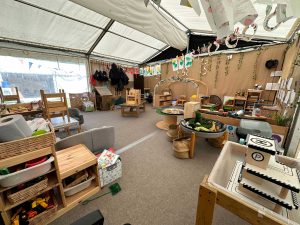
[{"xmin": 0, "ymin": 115, "xmax": 32, "ymax": 142}]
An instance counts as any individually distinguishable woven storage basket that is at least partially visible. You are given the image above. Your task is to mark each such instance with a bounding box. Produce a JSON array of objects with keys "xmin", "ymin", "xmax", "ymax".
[
  {"xmin": 173, "ymin": 137, "xmax": 190, "ymax": 159},
  {"xmin": 0, "ymin": 123, "xmax": 55, "ymax": 160},
  {"xmin": 28, "ymin": 197, "xmax": 57, "ymax": 225},
  {"xmin": 207, "ymin": 131, "xmax": 228, "ymax": 148},
  {"xmin": 166, "ymin": 124, "xmax": 178, "ymax": 142},
  {"xmin": 7, "ymin": 177, "xmax": 48, "ymax": 205}
]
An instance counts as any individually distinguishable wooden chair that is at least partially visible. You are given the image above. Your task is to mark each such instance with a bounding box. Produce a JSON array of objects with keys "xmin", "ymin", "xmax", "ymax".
[
  {"xmin": 0, "ymin": 87, "xmax": 20, "ymax": 103},
  {"xmin": 40, "ymin": 89, "xmax": 71, "ymax": 135}
]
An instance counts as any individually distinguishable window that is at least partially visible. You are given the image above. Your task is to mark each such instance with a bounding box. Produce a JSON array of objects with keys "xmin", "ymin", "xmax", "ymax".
[{"xmin": 0, "ymin": 55, "xmax": 88, "ymax": 102}]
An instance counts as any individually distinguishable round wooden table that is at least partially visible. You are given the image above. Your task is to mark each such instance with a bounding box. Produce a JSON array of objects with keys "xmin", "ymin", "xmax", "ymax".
[{"xmin": 155, "ymin": 107, "xmax": 184, "ymax": 130}]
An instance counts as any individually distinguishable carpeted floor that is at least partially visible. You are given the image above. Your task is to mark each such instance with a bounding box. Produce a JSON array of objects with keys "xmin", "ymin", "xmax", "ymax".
[{"xmin": 50, "ymin": 104, "xmax": 249, "ymax": 225}]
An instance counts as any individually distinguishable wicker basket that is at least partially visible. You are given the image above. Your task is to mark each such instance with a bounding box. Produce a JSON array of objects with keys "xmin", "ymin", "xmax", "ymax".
[
  {"xmin": 0, "ymin": 123, "xmax": 55, "ymax": 160},
  {"xmin": 28, "ymin": 197, "xmax": 57, "ymax": 225},
  {"xmin": 7, "ymin": 177, "xmax": 48, "ymax": 205},
  {"xmin": 173, "ymin": 137, "xmax": 191, "ymax": 159}
]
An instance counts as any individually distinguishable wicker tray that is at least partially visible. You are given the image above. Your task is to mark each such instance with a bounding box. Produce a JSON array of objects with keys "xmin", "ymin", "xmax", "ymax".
[
  {"xmin": 0, "ymin": 123, "xmax": 55, "ymax": 160},
  {"xmin": 28, "ymin": 196, "xmax": 57, "ymax": 225},
  {"xmin": 7, "ymin": 177, "xmax": 48, "ymax": 205}
]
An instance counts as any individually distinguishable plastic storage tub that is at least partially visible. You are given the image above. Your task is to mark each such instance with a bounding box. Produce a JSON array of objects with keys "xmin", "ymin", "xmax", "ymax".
[
  {"xmin": 64, "ymin": 176, "xmax": 95, "ymax": 197},
  {"xmin": 208, "ymin": 141, "xmax": 299, "ymax": 225},
  {"xmin": 0, "ymin": 156, "xmax": 54, "ymax": 187}
]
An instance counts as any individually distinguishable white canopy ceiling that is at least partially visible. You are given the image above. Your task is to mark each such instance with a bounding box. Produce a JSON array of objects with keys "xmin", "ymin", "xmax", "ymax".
[{"xmin": 0, "ymin": 0, "xmax": 298, "ymax": 64}]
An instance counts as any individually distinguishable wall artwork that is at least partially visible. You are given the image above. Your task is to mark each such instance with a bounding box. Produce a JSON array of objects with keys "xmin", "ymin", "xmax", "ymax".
[
  {"xmin": 178, "ymin": 55, "xmax": 185, "ymax": 70},
  {"xmin": 185, "ymin": 53, "xmax": 193, "ymax": 68},
  {"xmin": 156, "ymin": 64, "xmax": 162, "ymax": 75},
  {"xmin": 172, "ymin": 58, "xmax": 178, "ymax": 71}
]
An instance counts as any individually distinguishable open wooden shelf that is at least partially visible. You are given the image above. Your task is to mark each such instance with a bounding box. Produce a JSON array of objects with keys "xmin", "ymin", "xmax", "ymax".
[
  {"xmin": 4, "ymin": 177, "xmax": 60, "ymax": 211},
  {"xmin": 65, "ymin": 180, "xmax": 99, "ymax": 207},
  {"xmin": 0, "ymin": 147, "xmax": 53, "ymax": 168},
  {"xmin": 0, "ymin": 167, "xmax": 56, "ymax": 193}
]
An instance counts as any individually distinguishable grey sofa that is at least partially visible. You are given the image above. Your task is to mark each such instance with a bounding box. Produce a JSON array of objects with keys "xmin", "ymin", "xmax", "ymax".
[{"xmin": 55, "ymin": 126, "xmax": 114, "ymax": 154}]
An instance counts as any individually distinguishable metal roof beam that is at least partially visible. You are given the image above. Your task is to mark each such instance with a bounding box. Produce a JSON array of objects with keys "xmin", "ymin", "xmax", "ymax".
[
  {"xmin": 86, "ymin": 19, "xmax": 114, "ymax": 55},
  {"xmin": 13, "ymin": 0, "xmax": 162, "ymax": 52},
  {"xmin": 140, "ymin": 45, "xmax": 170, "ymax": 65}
]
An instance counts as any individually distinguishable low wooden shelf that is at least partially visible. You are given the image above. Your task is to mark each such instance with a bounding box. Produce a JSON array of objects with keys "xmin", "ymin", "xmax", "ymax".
[
  {"xmin": 196, "ymin": 176, "xmax": 289, "ymax": 225},
  {"xmin": 56, "ymin": 144, "xmax": 98, "ymax": 180},
  {"xmin": 0, "ymin": 142, "xmax": 100, "ymax": 225},
  {"xmin": 0, "ymin": 146, "xmax": 53, "ymax": 169},
  {"xmin": 55, "ymin": 144, "xmax": 100, "ymax": 213}
]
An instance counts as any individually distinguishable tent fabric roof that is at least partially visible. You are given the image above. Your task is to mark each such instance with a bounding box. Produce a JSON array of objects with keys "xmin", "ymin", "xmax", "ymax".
[{"xmin": 0, "ymin": 0, "xmax": 298, "ymax": 64}]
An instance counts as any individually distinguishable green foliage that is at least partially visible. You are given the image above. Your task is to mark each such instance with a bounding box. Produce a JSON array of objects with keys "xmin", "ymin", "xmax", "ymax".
[{"xmin": 275, "ymin": 114, "xmax": 291, "ymax": 126}]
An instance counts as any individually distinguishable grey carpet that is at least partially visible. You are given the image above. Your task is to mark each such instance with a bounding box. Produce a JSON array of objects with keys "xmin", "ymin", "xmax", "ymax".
[{"xmin": 50, "ymin": 104, "xmax": 249, "ymax": 225}]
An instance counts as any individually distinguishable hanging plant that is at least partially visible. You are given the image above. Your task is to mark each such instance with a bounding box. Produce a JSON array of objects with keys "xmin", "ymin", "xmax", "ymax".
[
  {"xmin": 224, "ymin": 56, "xmax": 230, "ymax": 76},
  {"xmin": 252, "ymin": 48, "xmax": 263, "ymax": 81},
  {"xmin": 237, "ymin": 52, "xmax": 244, "ymax": 70},
  {"xmin": 215, "ymin": 55, "xmax": 222, "ymax": 88},
  {"xmin": 207, "ymin": 57, "xmax": 212, "ymax": 72},
  {"xmin": 199, "ymin": 58, "xmax": 208, "ymax": 80}
]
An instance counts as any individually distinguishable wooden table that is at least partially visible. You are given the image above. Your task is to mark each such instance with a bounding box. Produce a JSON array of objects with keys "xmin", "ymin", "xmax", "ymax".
[
  {"xmin": 50, "ymin": 116, "xmax": 80, "ymax": 135},
  {"xmin": 195, "ymin": 176, "xmax": 291, "ymax": 225},
  {"xmin": 120, "ymin": 101, "xmax": 146, "ymax": 117},
  {"xmin": 155, "ymin": 107, "xmax": 184, "ymax": 130}
]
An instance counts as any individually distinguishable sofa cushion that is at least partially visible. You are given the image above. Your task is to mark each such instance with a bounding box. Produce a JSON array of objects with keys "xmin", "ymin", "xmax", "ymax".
[
  {"xmin": 55, "ymin": 130, "xmax": 93, "ymax": 151},
  {"xmin": 91, "ymin": 126, "xmax": 114, "ymax": 153}
]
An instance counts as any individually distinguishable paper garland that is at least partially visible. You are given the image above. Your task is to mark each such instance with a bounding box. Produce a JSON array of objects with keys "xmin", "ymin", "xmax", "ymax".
[
  {"xmin": 172, "ymin": 58, "xmax": 178, "ymax": 71},
  {"xmin": 139, "ymin": 64, "xmax": 161, "ymax": 76},
  {"xmin": 171, "ymin": 53, "xmax": 193, "ymax": 71},
  {"xmin": 178, "ymin": 56, "xmax": 185, "ymax": 70},
  {"xmin": 185, "ymin": 53, "xmax": 193, "ymax": 68}
]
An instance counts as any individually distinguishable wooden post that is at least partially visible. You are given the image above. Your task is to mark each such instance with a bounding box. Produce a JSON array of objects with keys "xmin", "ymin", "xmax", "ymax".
[
  {"xmin": 189, "ymin": 132, "xmax": 196, "ymax": 158},
  {"xmin": 195, "ymin": 176, "xmax": 217, "ymax": 225}
]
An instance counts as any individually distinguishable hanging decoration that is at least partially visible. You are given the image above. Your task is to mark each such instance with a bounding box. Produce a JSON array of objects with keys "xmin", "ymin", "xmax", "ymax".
[
  {"xmin": 199, "ymin": 58, "xmax": 208, "ymax": 80},
  {"xmin": 252, "ymin": 48, "xmax": 263, "ymax": 81},
  {"xmin": 178, "ymin": 55, "xmax": 185, "ymax": 70},
  {"xmin": 207, "ymin": 57, "xmax": 212, "ymax": 72},
  {"xmin": 140, "ymin": 63, "xmax": 162, "ymax": 77},
  {"xmin": 139, "ymin": 68, "xmax": 144, "ymax": 75},
  {"xmin": 172, "ymin": 58, "xmax": 178, "ymax": 71},
  {"xmin": 156, "ymin": 64, "xmax": 162, "ymax": 75},
  {"xmin": 224, "ymin": 55, "xmax": 231, "ymax": 76},
  {"xmin": 154, "ymin": 76, "xmax": 199, "ymax": 90},
  {"xmin": 214, "ymin": 55, "xmax": 222, "ymax": 88},
  {"xmin": 184, "ymin": 53, "xmax": 193, "ymax": 68},
  {"xmin": 237, "ymin": 52, "xmax": 244, "ymax": 70}
]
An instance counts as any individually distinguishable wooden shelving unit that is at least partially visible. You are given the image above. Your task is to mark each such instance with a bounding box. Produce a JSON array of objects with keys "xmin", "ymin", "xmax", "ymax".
[
  {"xmin": 0, "ymin": 138, "xmax": 100, "ymax": 225},
  {"xmin": 233, "ymin": 97, "xmax": 246, "ymax": 110},
  {"xmin": 56, "ymin": 144, "xmax": 100, "ymax": 210},
  {"xmin": 154, "ymin": 94, "xmax": 172, "ymax": 108},
  {"xmin": 0, "ymin": 139, "xmax": 62, "ymax": 225},
  {"xmin": 245, "ymin": 89, "xmax": 262, "ymax": 111}
]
